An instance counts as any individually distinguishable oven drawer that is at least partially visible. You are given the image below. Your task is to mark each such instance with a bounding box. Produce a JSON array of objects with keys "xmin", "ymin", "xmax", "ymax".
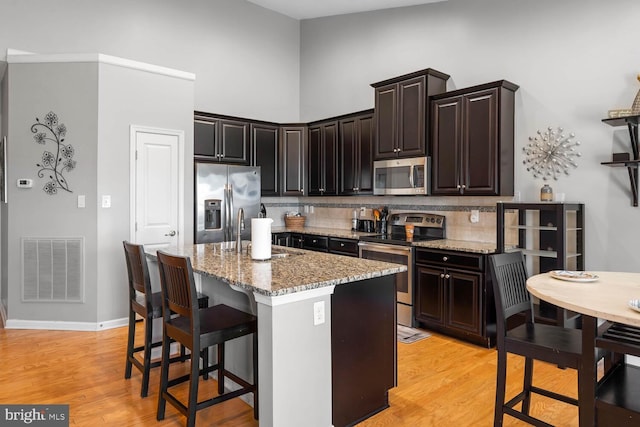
[{"xmin": 415, "ymin": 248, "xmax": 484, "ymax": 272}]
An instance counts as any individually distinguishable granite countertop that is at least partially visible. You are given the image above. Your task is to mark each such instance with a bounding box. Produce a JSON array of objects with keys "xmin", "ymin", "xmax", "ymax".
[
  {"xmin": 148, "ymin": 242, "xmax": 406, "ymax": 297},
  {"xmin": 272, "ymin": 226, "xmax": 496, "ymax": 254}
]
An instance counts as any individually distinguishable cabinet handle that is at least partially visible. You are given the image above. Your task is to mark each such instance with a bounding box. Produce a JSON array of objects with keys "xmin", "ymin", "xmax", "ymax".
[
  {"xmin": 461, "ymin": 184, "xmax": 466, "ymax": 189},
  {"xmin": 442, "ymin": 256, "xmax": 448, "ymax": 262},
  {"xmin": 440, "ymin": 273, "xmax": 445, "ymax": 278},
  {"xmin": 340, "ymin": 243, "xmax": 345, "ymax": 247},
  {"xmin": 456, "ymin": 184, "xmax": 461, "ymax": 189},
  {"xmin": 445, "ymin": 274, "xmax": 450, "ymax": 279}
]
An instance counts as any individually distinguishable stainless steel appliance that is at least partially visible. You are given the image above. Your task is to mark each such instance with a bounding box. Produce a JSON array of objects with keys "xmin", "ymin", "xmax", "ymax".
[
  {"xmin": 195, "ymin": 163, "xmax": 261, "ymax": 244},
  {"xmin": 373, "ymin": 156, "xmax": 430, "ymax": 195},
  {"xmin": 358, "ymin": 212, "xmax": 446, "ymax": 327}
]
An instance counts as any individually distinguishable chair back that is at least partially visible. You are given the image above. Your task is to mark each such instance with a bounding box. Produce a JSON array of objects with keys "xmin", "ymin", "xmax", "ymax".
[
  {"xmin": 488, "ymin": 252, "xmax": 533, "ymax": 335},
  {"xmin": 123, "ymin": 241, "xmax": 153, "ymax": 311},
  {"xmin": 156, "ymin": 251, "xmax": 200, "ymax": 336}
]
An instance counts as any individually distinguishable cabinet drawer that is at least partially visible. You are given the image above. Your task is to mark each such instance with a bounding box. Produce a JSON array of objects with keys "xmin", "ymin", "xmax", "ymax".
[
  {"xmin": 329, "ymin": 238, "xmax": 358, "ymax": 257},
  {"xmin": 416, "ymin": 249, "xmax": 484, "ymax": 272},
  {"xmin": 303, "ymin": 235, "xmax": 329, "ymax": 252}
]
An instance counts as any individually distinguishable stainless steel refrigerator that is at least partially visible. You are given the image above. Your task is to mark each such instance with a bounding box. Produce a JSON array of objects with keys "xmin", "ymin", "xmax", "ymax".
[{"xmin": 195, "ymin": 163, "xmax": 261, "ymax": 244}]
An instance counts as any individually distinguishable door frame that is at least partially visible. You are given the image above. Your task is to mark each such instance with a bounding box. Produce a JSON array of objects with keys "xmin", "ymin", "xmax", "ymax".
[{"xmin": 129, "ymin": 125, "xmax": 185, "ymax": 246}]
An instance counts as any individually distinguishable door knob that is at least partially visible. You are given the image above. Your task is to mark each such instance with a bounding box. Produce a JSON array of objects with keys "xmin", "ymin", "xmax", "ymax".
[{"xmin": 165, "ymin": 230, "xmax": 176, "ymax": 236}]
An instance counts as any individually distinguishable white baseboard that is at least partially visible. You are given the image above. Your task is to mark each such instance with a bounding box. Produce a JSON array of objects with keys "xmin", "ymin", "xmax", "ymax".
[{"xmin": 4, "ymin": 317, "xmax": 128, "ymax": 331}]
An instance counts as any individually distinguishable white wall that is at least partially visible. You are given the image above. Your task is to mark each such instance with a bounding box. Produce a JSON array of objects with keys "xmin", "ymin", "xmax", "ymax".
[
  {"xmin": 299, "ymin": 0, "xmax": 640, "ymax": 272},
  {"xmin": 0, "ymin": 0, "xmax": 300, "ymax": 122}
]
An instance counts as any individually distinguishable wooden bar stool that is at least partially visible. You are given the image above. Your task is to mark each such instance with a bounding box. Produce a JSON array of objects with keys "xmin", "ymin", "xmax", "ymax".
[
  {"xmin": 155, "ymin": 250, "xmax": 258, "ymax": 427},
  {"xmin": 123, "ymin": 241, "xmax": 209, "ymax": 397}
]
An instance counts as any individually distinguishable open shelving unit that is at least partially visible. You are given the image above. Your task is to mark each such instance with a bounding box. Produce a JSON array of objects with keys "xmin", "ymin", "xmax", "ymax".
[
  {"xmin": 601, "ymin": 114, "xmax": 640, "ymax": 206},
  {"xmin": 496, "ymin": 202, "xmax": 584, "ymax": 327}
]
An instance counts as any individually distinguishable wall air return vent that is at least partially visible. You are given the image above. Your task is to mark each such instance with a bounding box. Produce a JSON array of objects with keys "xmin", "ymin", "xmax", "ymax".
[{"xmin": 22, "ymin": 237, "xmax": 84, "ymax": 302}]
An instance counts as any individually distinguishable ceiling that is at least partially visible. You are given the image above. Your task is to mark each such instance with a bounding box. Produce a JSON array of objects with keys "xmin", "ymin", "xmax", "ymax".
[{"xmin": 246, "ymin": 0, "xmax": 447, "ymax": 20}]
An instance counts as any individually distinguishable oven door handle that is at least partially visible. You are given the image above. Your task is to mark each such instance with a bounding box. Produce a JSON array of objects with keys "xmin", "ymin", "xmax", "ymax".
[{"xmin": 358, "ymin": 241, "xmax": 413, "ymax": 256}]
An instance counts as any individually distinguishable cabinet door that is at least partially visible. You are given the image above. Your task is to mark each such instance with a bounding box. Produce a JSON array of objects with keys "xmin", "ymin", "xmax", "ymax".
[
  {"xmin": 251, "ymin": 123, "xmax": 279, "ymax": 196},
  {"xmin": 463, "ymin": 88, "xmax": 499, "ymax": 195},
  {"xmin": 374, "ymin": 83, "xmax": 398, "ymax": 159},
  {"xmin": 218, "ymin": 119, "xmax": 250, "ymax": 164},
  {"xmin": 431, "ymin": 96, "xmax": 463, "ymax": 195},
  {"xmin": 415, "ymin": 265, "xmax": 445, "ymax": 326},
  {"xmin": 308, "ymin": 126, "xmax": 323, "ymax": 195},
  {"xmin": 338, "ymin": 118, "xmax": 358, "ymax": 195},
  {"xmin": 272, "ymin": 232, "xmax": 290, "ymax": 247},
  {"xmin": 357, "ymin": 115, "xmax": 374, "ymax": 194},
  {"xmin": 194, "ymin": 118, "xmax": 218, "ymax": 158},
  {"xmin": 322, "ymin": 122, "xmax": 338, "ymax": 195},
  {"xmin": 446, "ymin": 269, "xmax": 482, "ymax": 336},
  {"xmin": 398, "ymin": 75, "xmax": 426, "ymax": 157},
  {"xmin": 280, "ymin": 126, "xmax": 307, "ymax": 197}
]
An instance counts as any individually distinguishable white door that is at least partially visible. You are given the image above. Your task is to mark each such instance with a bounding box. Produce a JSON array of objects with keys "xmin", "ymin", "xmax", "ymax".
[{"xmin": 130, "ymin": 126, "xmax": 184, "ymax": 251}]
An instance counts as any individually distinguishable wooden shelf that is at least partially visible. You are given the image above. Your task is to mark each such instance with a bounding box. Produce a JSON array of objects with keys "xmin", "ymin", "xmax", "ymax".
[
  {"xmin": 602, "ymin": 116, "xmax": 640, "ymax": 206},
  {"xmin": 602, "ymin": 114, "xmax": 640, "ymax": 127},
  {"xmin": 595, "ymin": 363, "xmax": 640, "ymax": 424}
]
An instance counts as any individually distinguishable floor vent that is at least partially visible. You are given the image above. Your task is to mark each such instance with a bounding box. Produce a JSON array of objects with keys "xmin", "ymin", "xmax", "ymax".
[{"xmin": 22, "ymin": 237, "xmax": 84, "ymax": 303}]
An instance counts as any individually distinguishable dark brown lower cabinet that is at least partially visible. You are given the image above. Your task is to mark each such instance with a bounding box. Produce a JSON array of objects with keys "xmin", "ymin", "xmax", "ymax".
[
  {"xmin": 415, "ymin": 248, "xmax": 495, "ymax": 347},
  {"xmin": 332, "ymin": 275, "xmax": 396, "ymax": 427}
]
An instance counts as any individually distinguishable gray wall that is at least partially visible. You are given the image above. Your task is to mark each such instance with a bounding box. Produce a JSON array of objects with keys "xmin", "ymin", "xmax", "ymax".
[
  {"xmin": 299, "ymin": 0, "xmax": 640, "ymax": 272},
  {"xmin": 6, "ymin": 62, "xmax": 99, "ymax": 322}
]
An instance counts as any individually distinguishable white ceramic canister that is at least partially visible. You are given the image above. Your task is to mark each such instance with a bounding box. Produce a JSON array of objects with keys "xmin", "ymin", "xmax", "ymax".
[{"xmin": 251, "ymin": 217, "xmax": 274, "ymax": 260}]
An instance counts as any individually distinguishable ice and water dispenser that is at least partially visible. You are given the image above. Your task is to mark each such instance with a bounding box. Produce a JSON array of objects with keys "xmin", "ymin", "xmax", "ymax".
[{"xmin": 204, "ymin": 199, "xmax": 222, "ymax": 230}]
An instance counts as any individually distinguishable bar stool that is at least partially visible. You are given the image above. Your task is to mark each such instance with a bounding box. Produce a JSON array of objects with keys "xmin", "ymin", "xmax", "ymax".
[
  {"xmin": 155, "ymin": 250, "xmax": 258, "ymax": 427},
  {"xmin": 123, "ymin": 241, "xmax": 209, "ymax": 397}
]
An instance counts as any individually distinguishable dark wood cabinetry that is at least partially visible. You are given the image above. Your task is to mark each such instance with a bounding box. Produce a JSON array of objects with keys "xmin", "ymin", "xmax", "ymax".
[
  {"xmin": 415, "ymin": 248, "xmax": 495, "ymax": 347},
  {"xmin": 251, "ymin": 123, "xmax": 279, "ymax": 196},
  {"xmin": 280, "ymin": 125, "xmax": 307, "ymax": 197},
  {"xmin": 496, "ymin": 202, "xmax": 584, "ymax": 327},
  {"xmin": 308, "ymin": 121, "xmax": 338, "ymax": 196},
  {"xmin": 338, "ymin": 111, "xmax": 374, "ymax": 195},
  {"xmin": 273, "ymin": 232, "xmax": 358, "ymax": 257},
  {"xmin": 194, "ymin": 112, "xmax": 250, "ymax": 165},
  {"xmin": 431, "ymin": 80, "xmax": 518, "ymax": 196},
  {"xmin": 371, "ymin": 69, "xmax": 449, "ymax": 160}
]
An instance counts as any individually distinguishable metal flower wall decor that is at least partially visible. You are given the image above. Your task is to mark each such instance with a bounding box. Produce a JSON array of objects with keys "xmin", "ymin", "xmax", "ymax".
[
  {"xmin": 523, "ymin": 126, "xmax": 581, "ymax": 180},
  {"xmin": 31, "ymin": 111, "xmax": 76, "ymax": 195}
]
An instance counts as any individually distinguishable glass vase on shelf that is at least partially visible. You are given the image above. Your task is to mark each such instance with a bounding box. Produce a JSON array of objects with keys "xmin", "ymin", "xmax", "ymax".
[{"xmin": 540, "ymin": 184, "xmax": 553, "ymax": 202}]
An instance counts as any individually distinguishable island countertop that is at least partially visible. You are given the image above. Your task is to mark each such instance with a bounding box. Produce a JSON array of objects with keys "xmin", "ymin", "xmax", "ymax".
[{"xmin": 148, "ymin": 242, "xmax": 406, "ymax": 297}]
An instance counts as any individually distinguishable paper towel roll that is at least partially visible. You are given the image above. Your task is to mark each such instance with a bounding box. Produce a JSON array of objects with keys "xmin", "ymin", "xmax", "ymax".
[{"xmin": 251, "ymin": 217, "xmax": 273, "ymax": 260}]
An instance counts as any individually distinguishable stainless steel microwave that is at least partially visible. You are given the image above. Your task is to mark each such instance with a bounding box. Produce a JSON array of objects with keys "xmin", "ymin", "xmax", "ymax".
[{"xmin": 373, "ymin": 156, "xmax": 430, "ymax": 195}]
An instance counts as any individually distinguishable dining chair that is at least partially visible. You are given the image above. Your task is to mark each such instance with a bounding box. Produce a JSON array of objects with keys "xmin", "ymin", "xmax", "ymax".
[
  {"xmin": 488, "ymin": 251, "xmax": 583, "ymax": 426},
  {"xmin": 155, "ymin": 250, "xmax": 258, "ymax": 427},
  {"xmin": 123, "ymin": 241, "xmax": 209, "ymax": 397}
]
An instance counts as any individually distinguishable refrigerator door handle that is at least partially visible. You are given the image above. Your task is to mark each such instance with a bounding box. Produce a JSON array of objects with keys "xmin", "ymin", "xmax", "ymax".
[
  {"xmin": 224, "ymin": 185, "xmax": 230, "ymax": 241},
  {"xmin": 229, "ymin": 184, "xmax": 234, "ymax": 240}
]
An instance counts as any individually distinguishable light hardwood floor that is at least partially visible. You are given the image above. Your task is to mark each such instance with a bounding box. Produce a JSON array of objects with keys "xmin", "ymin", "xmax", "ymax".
[{"xmin": 0, "ymin": 324, "xmax": 579, "ymax": 426}]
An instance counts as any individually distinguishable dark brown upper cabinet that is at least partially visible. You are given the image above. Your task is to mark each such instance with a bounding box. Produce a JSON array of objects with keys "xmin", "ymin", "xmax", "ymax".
[
  {"xmin": 308, "ymin": 120, "xmax": 338, "ymax": 196},
  {"xmin": 251, "ymin": 123, "xmax": 279, "ymax": 197},
  {"xmin": 371, "ymin": 69, "xmax": 449, "ymax": 160},
  {"xmin": 339, "ymin": 111, "xmax": 374, "ymax": 195},
  {"xmin": 430, "ymin": 80, "xmax": 518, "ymax": 196},
  {"xmin": 280, "ymin": 125, "xmax": 308, "ymax": 197},
  {"xmin": 194, "ymin": 112, "xmax": 250, "ymax": 165}
]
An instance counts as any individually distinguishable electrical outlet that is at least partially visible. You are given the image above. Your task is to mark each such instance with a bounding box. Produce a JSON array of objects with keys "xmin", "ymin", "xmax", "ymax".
[
  {"xmin": 101, "ymin": 195, "xmax": 111, "ymax": 208},
  {"xmin": 77, "ymin": 195, "xmax": 86, "ymax": 208},
  {"xmin": 313, "ymin": 301, "xmax": 325, "ymax": 326},
  {"xmin": 470, "ymin": 209, "xmax": 480, "ymax": 223}
]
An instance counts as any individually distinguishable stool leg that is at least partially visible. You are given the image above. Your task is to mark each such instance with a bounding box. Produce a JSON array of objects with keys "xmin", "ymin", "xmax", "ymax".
[
  {"xmin": 494, "ymin": 348, "xmax": 507, "ymax": 427},
  {"xmin": 522, "ymin": 357, "xmax": 533, "ymax": 415},
  {"xmin": 202, "ymin": 349, "xmax": 208, "ymax": 380},
  {"xmin": 140, "ymin": 315, "xmax": 153, "ymax": 397},
  {"xmin": 218, "ymin": 343, "xmax": 225, "ymax": 395},
  {"xmin": 124, "ymin": 308, "xmax": 136, "ymax": 379},
  {"xmin": 156, "ymin": 332, "xmax": 171, "ymax": 421},
  {"xmin": 187, "ymin": 345, "xmax": 200, "ymax": 427}
]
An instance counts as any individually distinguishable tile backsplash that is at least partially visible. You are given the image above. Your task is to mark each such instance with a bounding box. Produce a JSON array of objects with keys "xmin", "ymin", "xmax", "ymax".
[{"xmin": 263, "ymin": 195, "xmax": 512, "ymax": 244}]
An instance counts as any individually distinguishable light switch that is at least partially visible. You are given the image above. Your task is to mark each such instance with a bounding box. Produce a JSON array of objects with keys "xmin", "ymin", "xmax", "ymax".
[
  {"xmin": 313, "ymin": 301, "xmax": 325, "ymax": 326},
  {"xmin": 101, "ymin": 195, "xmax": 111, "ymax": 208},
  {"xmin": 77, "ymin": 195, "xmax": 85, "ymax": 208}
]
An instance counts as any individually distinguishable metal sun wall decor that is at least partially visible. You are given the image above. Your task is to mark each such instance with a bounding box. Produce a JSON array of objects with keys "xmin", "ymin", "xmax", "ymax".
[
  {"xmin": 31, "ymin": 111, "xmax": 76, "ymax": 195},
  {"xmin": 523, "ymin": 126, "xmax": 581, "ymax": 180}
]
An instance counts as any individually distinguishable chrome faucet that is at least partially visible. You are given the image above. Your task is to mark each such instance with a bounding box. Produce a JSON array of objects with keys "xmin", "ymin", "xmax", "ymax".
[{"xmin": 236, "ymin": 208, "xmax": 244, "ymax": 253}]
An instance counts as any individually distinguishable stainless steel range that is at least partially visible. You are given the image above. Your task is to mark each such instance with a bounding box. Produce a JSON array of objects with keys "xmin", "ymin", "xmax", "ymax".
[{"xmin": 358, "ymin": 212, "xmax": 446, "ymax": 327}]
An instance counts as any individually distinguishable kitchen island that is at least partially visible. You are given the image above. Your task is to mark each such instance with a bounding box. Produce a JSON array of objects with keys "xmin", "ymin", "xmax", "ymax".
[{"xmin": 147, "ymin": 242, "xmax": 406, "ymax": 427}]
